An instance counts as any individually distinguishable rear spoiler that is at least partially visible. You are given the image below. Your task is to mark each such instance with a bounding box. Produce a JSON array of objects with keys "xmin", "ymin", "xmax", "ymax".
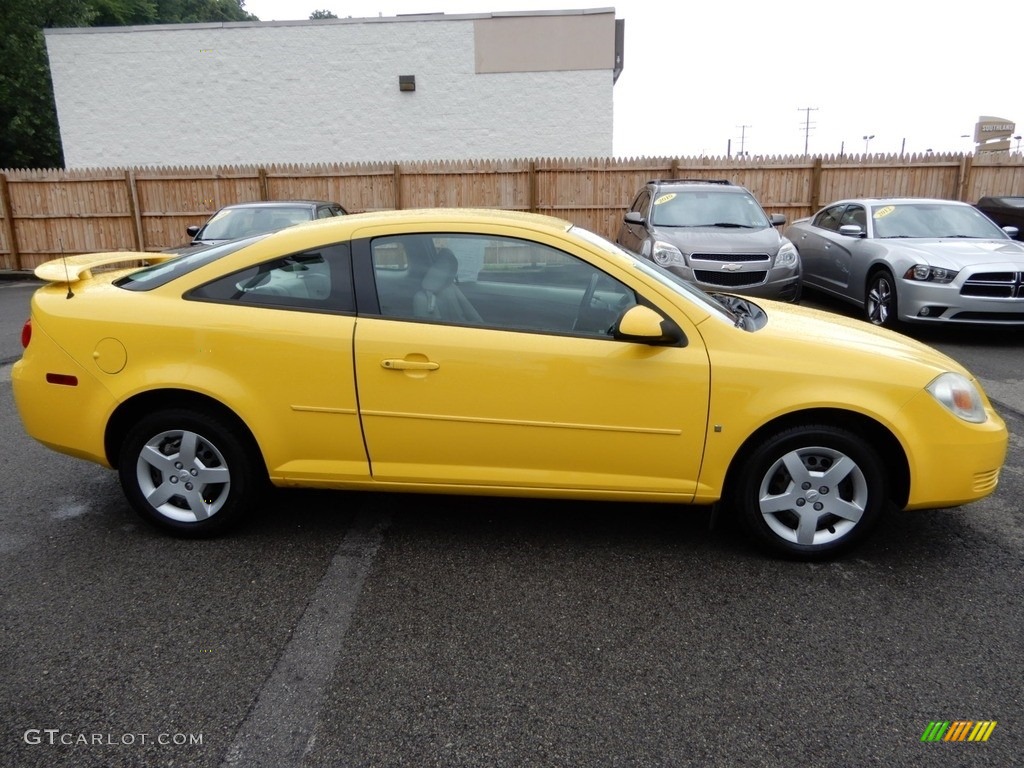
[{"xmin": 34, "ymin": 252, "xmax": 177, "ymax": 284}]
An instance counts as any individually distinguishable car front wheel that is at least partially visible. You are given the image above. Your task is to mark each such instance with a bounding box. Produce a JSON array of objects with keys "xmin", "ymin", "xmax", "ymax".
[
  {"xmin": 118, "ymin": 409, "xmax": 259, "ymax": 537},
  {"xmin": 865, "ymin": 270, "xmax": 899, "ymax": 327},
  {"xmin": 731, "ymin": 425, "xmax": 887, "ymax": 559}
]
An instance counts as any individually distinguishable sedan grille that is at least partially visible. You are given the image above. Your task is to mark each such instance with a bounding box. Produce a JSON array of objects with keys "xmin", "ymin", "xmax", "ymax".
[
  {"xmin": 960, "ymin": 271, "xmax": 1024, "ymax": 299},
  {"xmin": 695, "ymin": 270, "xmax": 769, "ymax": 287}
]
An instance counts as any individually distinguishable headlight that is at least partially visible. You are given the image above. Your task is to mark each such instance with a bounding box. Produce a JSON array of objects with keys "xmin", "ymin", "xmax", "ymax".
[
  {"xmin": 926, "ymin": 372, "xmax": 986, "ymax": 423},
  {"xmin": 652, "ymin": 240, "xmax": 685, "ymax": 267},
  {"xmin": 775, "ymin": 240, "xmax": 799, "ymax": 269},
  {"xmin": 904, "ymin": 264, "xmax": 958, "ymax": 283}
]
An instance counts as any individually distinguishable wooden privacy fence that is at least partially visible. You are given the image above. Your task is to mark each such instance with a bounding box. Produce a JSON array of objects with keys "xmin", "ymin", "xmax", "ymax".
[{"xmin": 2, "ymin": 153, "xmax": 1023, "ymax": 272}]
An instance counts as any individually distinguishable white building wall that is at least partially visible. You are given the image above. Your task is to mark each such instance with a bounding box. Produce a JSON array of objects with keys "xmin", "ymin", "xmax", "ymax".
[{"xmin": 45, "ymin": 15, "xmax": 615, "ymax": 168}]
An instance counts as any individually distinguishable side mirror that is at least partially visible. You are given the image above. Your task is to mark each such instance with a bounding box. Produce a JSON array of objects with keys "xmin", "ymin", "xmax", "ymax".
[
  {"xmin": 187, "ymin": 225, "xmax": 201, "ymax": 238},
  {"xmin": 838, "ymin": 224, "xmax": 865, "ymax": 238},
  {"xmin": 612, "ymin": 305, "xmax": 685, "ymax": 346},
  {"xmin": 1003, "ymin": 226, "xmax": 1019, "ymax": 238},
  {"xmin": 769, "ymin": 213, "xmax": 786, "ymax": 227},
  {"xmin": 624, "ymin": 210, "xmax": 645, "ymax": 226}
]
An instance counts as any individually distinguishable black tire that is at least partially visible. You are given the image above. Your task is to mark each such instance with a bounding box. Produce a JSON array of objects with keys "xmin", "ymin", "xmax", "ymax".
[
  {"xmin": 729, "ymin": 425, "xmax": 887, "ymax": 559},
  {"xmin": 865, "ymin": 269, "xmax": 899, "ymax": 328},
  {"xmin": 118, "ymin": 408, "xmax": 260, "ymax": 537}
]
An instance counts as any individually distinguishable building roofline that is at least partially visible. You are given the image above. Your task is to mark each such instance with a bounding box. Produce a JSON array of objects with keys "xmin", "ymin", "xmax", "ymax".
[{"xmin": 43, "ymin": 7, "xmax": 616, "ymax": 35}]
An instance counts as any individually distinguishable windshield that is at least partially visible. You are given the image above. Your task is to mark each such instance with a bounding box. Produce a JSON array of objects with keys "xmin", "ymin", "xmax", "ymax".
[
  {"xmin": 571, "ymin": 225, "xmax": 740, "ymax": 325},
  {"xmin": 871, "ymin": 203, "xmax": 1010, "ymax": 239},
  {"xmin": 116, "ymin": 235, "xmax": 267, "ymax": 291},
  {"xmin": 650, "ymin": 190, "xmax": 770, "ymax": 229},
  {"xmin": 197, "ymin": 206, "xmax": 313, "ymax": 241}
]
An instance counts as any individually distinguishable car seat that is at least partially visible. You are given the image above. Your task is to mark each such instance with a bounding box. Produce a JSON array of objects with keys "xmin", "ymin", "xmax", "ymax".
[{"xmin": 412, "ymin": 249, "xmax": 483, "ymax": 323}]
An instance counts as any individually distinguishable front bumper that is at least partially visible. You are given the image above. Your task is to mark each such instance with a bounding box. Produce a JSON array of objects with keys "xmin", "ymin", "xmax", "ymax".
[
  {"xmin": 899, "ymin": 278, "xmax": 1024, "ymax": 324},
  {"xmin": 898, "ymin": 388, "xmax": 1008, "ymax": 509}
]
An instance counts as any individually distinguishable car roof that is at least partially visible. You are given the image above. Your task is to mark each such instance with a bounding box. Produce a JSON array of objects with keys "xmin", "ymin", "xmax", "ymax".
[
  {"xmin": 262, "ymin": 207, "xmax": 575, "ymax": 240},
  {"xmin": 828, "ymin": 197, "xmax": 972, "ymax": 207},
  {"xmin": 219, "ymin": 200, "xmax": 341, "ymax": 210},
  {"xmin": 648, "ymin": 179, "xmax": 741, "ymax": 190}
]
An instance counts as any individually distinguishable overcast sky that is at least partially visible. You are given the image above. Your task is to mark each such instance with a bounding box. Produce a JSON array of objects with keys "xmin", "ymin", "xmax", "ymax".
[{"xmin": 241, "ymin": 0, "xmax": 1022, "ymax": 159}]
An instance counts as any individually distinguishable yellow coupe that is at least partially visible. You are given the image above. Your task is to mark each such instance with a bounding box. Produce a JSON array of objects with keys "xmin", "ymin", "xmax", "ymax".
[{"xmin": 12, "ymin": 209, "xmax": 1008, "ymax": 558}]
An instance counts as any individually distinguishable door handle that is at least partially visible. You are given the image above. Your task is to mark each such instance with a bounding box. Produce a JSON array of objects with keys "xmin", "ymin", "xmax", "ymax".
[{"xmin": 381, "ymin": 359, "xmax": 440, "ymax": 371}]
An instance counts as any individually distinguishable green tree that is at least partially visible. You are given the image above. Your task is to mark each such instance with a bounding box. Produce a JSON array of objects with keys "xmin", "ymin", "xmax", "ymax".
[
  {"xmin": 0, "ymin": 0, "xmax": 94, "ymax": 168},
  {"xmin": 310, "ymin": 10, "xmax": 338, "ymax": 19},
  {"xmin": 0, "ymin": 0, "xmax": 258, "ymax": 169},
  {"xmin": 154, "ymin": 0, "xmax": 257, "ymax": 24}
]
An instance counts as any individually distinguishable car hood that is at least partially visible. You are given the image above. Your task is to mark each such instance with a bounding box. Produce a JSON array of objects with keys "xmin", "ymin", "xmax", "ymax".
[
  {"xmin": 757, "ymin": 300, "xmax": 968, "ymax": 375},
  {"xmin": 653, "ymin": 225, "xmax": 782, "ymax": 255},
  {"xmin": 886, "ymin": 238, "xmax": 1024, "ymax": 269}
]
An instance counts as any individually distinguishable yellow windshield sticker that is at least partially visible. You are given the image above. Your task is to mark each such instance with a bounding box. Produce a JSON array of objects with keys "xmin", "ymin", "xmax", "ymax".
[
  {"xmin": 873, "ymin": 205, "xmax": 896, "ymax": 219},
  {"xmin": 654, "ymin": 193, "xmax": 676, "ymax": 205}
]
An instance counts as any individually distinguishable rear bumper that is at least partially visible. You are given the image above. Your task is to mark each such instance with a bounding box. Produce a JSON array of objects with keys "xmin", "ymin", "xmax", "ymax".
[{"xmin": 12, "ymin": 332, "xmax": 115, "ymax": 468}]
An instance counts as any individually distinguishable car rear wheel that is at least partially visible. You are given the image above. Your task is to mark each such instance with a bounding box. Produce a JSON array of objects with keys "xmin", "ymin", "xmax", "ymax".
[
  {"xmin": 731, "ymin": 425, "xmax": 887, "ymax": 559},
  {"xmin": 865, "ymin": 269, "xmax": 899, "ymax": 328},
  {"xmin": 118, "ymin": 409, "xmax": 259, "ymax": 537}
]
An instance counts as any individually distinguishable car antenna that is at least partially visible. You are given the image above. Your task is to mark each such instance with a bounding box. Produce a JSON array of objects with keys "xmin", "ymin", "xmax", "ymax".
[{"xmin": 59, "ymin": 239, "xmax": 74, "ymax": 299}]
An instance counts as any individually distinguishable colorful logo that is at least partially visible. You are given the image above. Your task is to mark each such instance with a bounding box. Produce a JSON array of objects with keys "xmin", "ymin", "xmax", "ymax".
[{"xmin": 921, "ymin": 721, "xmax": 997, "ymax": 742}]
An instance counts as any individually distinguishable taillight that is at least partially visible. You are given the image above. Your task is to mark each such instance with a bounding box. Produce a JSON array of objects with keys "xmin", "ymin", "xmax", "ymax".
[{"xmin": 21, "ymin": 319, "xmax": 31, "ymax": 348}]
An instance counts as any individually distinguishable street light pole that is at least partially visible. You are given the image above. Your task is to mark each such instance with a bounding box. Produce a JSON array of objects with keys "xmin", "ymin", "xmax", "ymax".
[{"xmin": 863, "ymin": 134, "xmax": 875, "ymax": 155}]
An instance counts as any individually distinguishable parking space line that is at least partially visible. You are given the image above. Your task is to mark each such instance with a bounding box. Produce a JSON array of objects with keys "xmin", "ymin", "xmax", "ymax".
[{"xmin": 220, "ymin": 506, "xmax": 391, "ymax": 767}]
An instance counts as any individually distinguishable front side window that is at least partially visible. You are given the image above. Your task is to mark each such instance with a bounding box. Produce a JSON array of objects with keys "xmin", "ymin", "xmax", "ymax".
[
  {"xmin": 840, "ymin": 205, "xmax": 867, "ymax": 230},
  {"xmin": 371, "ymin": 233, "xmax": 636, "ymax": 338},
  {"xmin": 188, "ymin": 243, "xmax": 354, "ymax": 313},
  {"xmin": 813, "ymin": 204, "xmax": 846, "ymax": 231}
]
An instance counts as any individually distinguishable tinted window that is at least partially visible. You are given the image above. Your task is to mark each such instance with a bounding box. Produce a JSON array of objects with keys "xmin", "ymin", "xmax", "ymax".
[
  {"xmin": 115, "ymin": 236, "xmax": 266, "ymax": 291},
  {"xmin": 840, "ymin": 205, "xmax": 866, "ymax": 230},
  {"xmin": 188, "ymin": 243, "xmax": 354, "ymax": 313},
  {"xmin": 813, "ymin": 204, "xmax": 846, "ymax": 231}
]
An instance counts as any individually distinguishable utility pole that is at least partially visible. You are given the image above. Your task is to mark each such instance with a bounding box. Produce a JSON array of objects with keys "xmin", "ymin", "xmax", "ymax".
[
  {"xmin": 736, "ymin": 124, "xmax": 752, "ymax": 157},
  {"xmin": 797, "ymin": 107, "xmax": 818, "ymax": 156}
]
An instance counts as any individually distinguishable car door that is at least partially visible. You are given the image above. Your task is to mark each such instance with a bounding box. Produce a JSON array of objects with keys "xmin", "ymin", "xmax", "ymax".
[
  {"xmin": 792, "ymin": 204, "xmax": 847, "ymax": 292},
  {"xmin": 185, "ymin": 243, "xmax": 368, "ymax": 482},
  {"xmin": 827, "ymin": 204, "xmax": 868, "ymax": 293},
  {"xmin": 351, "ymin": 229, "xmax": 711, "ymax": 498}
]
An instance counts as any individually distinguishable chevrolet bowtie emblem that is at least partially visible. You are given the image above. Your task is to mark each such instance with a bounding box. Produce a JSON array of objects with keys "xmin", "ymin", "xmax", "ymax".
[{"xmin": 721, "ymin": 263, "xmax": 743, "ymax": 271}]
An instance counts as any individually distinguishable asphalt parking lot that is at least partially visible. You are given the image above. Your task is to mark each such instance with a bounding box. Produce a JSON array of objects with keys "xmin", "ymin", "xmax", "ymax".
[{"xmin": 2, "ymin": 279, "xmax": 1022, "ymax": 767}]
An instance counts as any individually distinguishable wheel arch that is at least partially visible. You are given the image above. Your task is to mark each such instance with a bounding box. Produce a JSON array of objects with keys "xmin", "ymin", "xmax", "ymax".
[
  {"xmin": 865, "ymin": 261, "xmax": 896, "ymax": 290},
  {"xmin": 105, "ymin": 388, "xmax": 264, "ymax": 473},
  {"xmin": 723, "ymin": 407, "xmax": 910, "ymax": 509}
]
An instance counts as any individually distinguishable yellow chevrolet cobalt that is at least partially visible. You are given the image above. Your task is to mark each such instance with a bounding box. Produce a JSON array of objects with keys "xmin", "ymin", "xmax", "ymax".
[{"xmin": 13, "ymin": 210, "xmax": 1007, "ymax": 559}]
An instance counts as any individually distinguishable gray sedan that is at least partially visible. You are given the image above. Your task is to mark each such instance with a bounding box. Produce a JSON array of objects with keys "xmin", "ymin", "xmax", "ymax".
[{"xmin": 786, "ymin": 198, "xmax": 1024, "ymax": 327}]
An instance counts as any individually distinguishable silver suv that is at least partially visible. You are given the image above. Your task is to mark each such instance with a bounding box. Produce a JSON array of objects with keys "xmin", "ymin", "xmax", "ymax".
[{"xmin": 616, "ymin": 179, "xmax": 801, "ymax": 301}]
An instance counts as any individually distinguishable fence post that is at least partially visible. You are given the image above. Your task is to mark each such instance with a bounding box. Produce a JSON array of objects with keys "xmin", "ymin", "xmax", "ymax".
[
  {"xmin": 258, "ymin": 167, "xmax": 269, "ymax": 201},
  {"xmin": 809, "ymin": 156, "xmax": 823, "ymax": 212},
  {"xmin": 124, "ymin": 170, "xmax": 144, "ymax": 251},
  {"xmin": 393, "ymin": 163, "xmax": 402, "ymax": 210},
  {"xmin": 0, "ymin": 173, "xmax": 21, "ymax": 271},
  {"xmin": 529, "ymin": 161, "xmax": 537, "ymax": 213},
  {"xmin": 956, "ymin": 154, "xmax": 973, "ymax": 202}
]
